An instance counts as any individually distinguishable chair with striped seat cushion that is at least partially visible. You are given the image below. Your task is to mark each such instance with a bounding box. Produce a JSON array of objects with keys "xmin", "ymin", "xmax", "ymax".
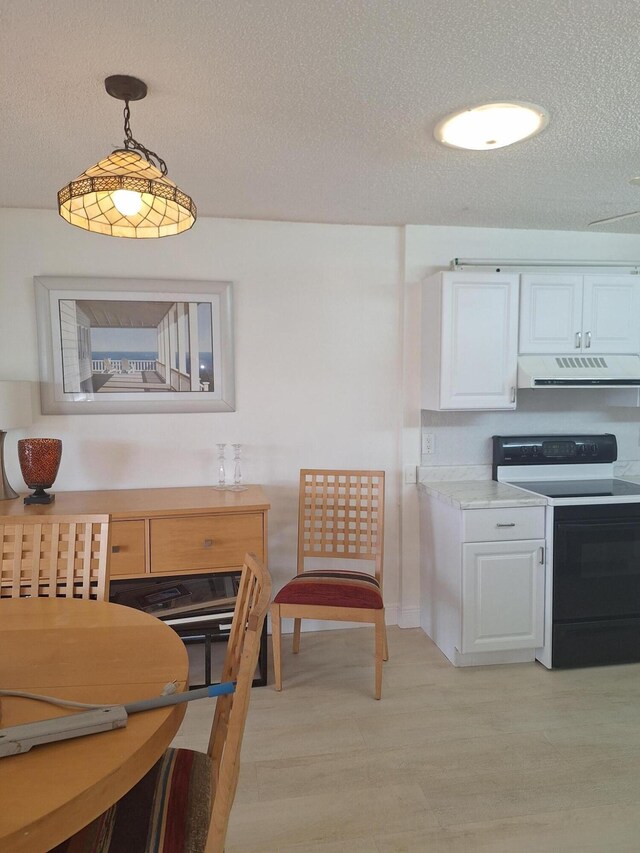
[
  {"xmin": 51, "ymin": 748, "xmax": 212, "ymax": 853},
  {"xmin": 271, "ymin": 469, "xmax": 387, "ymax": 699},
  {"xmin": 275, "ymin": 569, "xmax": 383, "ymax": 610},
  {"xmin": 51, "ymin": 552, "xmax": 272, "ymax": 853}
]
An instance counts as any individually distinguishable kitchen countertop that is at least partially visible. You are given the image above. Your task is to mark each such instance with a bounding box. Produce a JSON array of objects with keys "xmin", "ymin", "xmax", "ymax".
[
  {"xmin": 418, "ymin": 479, "xmax": 548, "ymax": 509},
  {"xmin": 621, "ymin": 474, "xmax": 640, "ymax": 485}
]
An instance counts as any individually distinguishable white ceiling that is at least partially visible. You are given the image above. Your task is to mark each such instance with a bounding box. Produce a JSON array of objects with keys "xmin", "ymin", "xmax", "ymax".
[{"xmin": 4, "ymin": 0, "xmax": 640, "ymax": 231}]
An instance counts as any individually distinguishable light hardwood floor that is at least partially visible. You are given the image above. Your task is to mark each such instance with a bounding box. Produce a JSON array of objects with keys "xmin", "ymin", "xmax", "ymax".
[{"xmin": 172, "ymin": 626, "xmax": 640, "ymax": 852}]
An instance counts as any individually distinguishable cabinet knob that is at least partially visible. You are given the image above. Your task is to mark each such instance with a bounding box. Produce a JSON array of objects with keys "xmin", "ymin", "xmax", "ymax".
[
  {"xmin": 585, "ymin": 331, "xmax": 591, "ymax": 348},
  {"xmin": 496, "ymin": 522, "xmax": 516, "ymax": 528},
  {"xmin": 111, "ymin": 545, "xmax": 121, "ymax": 553},
  {"xmin": 575, "ymin": 331, "xmax": 582, "ymax": 348},
  {"xmin": 203, "ymin": 539, "xmax": 214, "ymax": 548}
]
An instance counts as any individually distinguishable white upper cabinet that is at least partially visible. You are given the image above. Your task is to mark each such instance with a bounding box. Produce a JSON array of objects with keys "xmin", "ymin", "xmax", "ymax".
[
  {"xmin": 518, "ymin": 275, "xmax": 582, "ymax": 353},
  {"xmin": 422, "ymin": 272, "xmax": 519, "ymax": 410},
  {"xmin": 519, "ymin": 274, "xmax": 640, "ymax": 354},
  {"xmin": 582, "ymin": 275, "xmax": 639, "ymax": 353}
]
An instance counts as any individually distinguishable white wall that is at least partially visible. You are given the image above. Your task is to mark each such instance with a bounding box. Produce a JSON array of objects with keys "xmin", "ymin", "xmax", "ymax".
[
  {"xmin": 0, "ymin": 209, "xmax": 403, "ymax": 623},
  {"xmin": 398, "ymin": 225, "xmax": 640, "ymax": 626},
  {"xmin": 6, "ymin": 214, "xmax": 640, "ymax": 633},
  {"xmin": 405, "ymin": 220, "xmax": 640, "ymax": 465},
  {"xmin": 405, "ymin": 225, "xmax": 640, "ymax": 470}
]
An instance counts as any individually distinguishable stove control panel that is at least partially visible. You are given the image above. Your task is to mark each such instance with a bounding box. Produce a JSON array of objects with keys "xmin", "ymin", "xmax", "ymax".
[{"xmin": 492, "ymin": 433, "xmax": 617, "ymax": 472}]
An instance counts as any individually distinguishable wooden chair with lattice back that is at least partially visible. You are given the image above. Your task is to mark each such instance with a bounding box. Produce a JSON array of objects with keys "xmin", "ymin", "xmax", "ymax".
[
  {"xmin": 52, "ymin": 552, "xmax": 272, "ymax": 853},
  {"xmin": 271, "ymin": 469, "xmax": 387, "ymax": 699},
  {"xmin": 0, "ymin": 515, "xmax": 111, "ymax": 601}
]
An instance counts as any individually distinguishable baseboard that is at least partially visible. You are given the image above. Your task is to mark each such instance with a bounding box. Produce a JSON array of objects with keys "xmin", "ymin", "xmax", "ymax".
[{"xmin": 396, "ymin": 605, "xmax": 420, "ymax": 629}]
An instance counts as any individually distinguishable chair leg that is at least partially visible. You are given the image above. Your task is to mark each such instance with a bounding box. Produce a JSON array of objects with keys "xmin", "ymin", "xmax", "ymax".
[
  {"xmin": 292, "ymin": 618, "xmax": 301, "ymax": 654},
  {"xmin": 374, "ymin": 610, "xmax": 384, "ymax": 700},
  {"xmin": 271, "ymin": 604, "xmax": 283, "ymax": 691},
  {"xmin": 383, "ymin": 622, "xmax": 389, "ymax": 661}
]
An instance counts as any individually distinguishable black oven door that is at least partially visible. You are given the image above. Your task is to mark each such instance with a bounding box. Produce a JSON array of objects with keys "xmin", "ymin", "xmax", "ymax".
[{"xmin": 553, "ymin": 503, "xmax": 640, "ymax": 622}]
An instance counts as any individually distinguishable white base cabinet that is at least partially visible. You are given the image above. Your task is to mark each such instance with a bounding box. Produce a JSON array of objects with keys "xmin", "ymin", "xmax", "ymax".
[
  {"xmin": 461, "ymin": 539, "xmax": 545, "ymax": 654},
  {"xmin": 420, "ymin": 496, "xmax": 546, "ymax": 666}
]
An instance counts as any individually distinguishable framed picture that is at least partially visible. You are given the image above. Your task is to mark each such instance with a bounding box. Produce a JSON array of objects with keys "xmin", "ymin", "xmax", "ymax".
[{"xmin": 34, "ymin": 277, "xmax": 235, "ymax": 414}]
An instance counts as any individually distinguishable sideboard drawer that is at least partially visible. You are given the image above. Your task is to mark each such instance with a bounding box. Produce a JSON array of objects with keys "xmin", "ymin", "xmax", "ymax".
[
  {"xmin": 109, "ymin": 520, "xmax": 146, "ymax": 576},
  {"xmin": 150, "ymin": 513, "xmax": 264, "ymax": 573}
]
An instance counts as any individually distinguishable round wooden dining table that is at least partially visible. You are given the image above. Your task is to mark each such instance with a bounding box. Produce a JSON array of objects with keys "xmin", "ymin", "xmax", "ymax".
[{"xmin": 0, "ymin": 597, "xmax": 189, "ymax": 853}]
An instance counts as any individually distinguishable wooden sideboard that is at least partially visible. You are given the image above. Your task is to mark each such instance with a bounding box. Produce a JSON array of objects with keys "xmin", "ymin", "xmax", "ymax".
[
  {"xmin": 0, "ymin": 486, "xmax": 271, "ymax": 686},
  {"xmin": 0, "ymin": 485, "xmax": 270, "ymax": 581}
]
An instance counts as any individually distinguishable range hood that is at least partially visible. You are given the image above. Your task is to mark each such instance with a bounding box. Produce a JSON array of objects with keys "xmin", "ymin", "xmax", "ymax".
[{"xmin": 517, "ymin": 354, "xmax": 640, "ymax": 388}]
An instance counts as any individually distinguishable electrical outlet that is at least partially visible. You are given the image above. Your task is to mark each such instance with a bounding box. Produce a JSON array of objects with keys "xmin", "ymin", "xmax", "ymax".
[
  {"xmin": 422, "ymin": 432, "xmax": 435, "ymax": 455},
  {"xmin": 404, "ymin": 465, "xmax": 418, "ymax": 484}
]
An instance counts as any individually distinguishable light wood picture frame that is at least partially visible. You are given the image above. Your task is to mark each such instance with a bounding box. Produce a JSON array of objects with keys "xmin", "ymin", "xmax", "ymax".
[{"xmin": 35, "ymin": 276, "xmax": 235, "ymax": 414}]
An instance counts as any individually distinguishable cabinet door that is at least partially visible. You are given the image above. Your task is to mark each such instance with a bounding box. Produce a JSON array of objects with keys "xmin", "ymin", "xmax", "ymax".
[
  {"xmin": 461, "ymin": 539, "xmax": 545, "ymax": 654},
  {"xmin": 440, "ymin": 273, "xmax": 519, "ymax": 409},
  {"xmin": 582, "ymin": 276, "xmax": 640, "ymax": 353},
  {"xmin": 109, "ymin": 520, "xmax": 146, "ymax": 577},
  {"xmin": 519, "ymin": 275, "xmax": 582, "ymax": 353}
]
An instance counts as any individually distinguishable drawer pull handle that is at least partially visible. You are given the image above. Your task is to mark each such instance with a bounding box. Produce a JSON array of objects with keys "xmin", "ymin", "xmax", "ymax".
[
  {"xmin": 111, "ymin": 545, "xmax": 121, "ymax": 553},
  {"xmin": 203, "ymin": 539, "xmax": 214, "ymax": 548},
  {"xmin": 496, "ymin": 523, "xmax": 516, "ymax": 528}
]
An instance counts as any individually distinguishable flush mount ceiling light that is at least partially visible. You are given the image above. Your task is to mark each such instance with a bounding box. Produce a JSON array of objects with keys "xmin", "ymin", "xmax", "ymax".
[
  {"xmin": 57, "ymin": 75, "xmax": 196, "ymax": 238},
  {"xmin": 434, "ymin": 101, "xmax": 549, "ymax": 151}
]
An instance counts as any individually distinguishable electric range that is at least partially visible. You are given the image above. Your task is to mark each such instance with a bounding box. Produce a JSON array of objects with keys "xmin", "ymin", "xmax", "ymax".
[{"xmin": 493, "ymin": 434, "xmax": 640, "ymax": 669}]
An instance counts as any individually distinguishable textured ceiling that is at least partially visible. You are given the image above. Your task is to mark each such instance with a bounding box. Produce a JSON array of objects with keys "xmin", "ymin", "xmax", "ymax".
[{"xmin": 3, "ymin": 0, "xmax": 640, "ymax": 231}]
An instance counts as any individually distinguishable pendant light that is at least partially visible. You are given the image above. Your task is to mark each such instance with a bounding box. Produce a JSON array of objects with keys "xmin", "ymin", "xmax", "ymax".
[{"xmin": 57, "ymin": 75, "xmax": 196, "ymax": 238}]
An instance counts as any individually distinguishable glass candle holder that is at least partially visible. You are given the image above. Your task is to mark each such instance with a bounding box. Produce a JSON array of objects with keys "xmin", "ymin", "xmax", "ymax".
[
  {"xmin": 229, "ymin": 443, "xmax": 248, "ymax": 491},
  {"xmin": 214, "ymin": 443, "xmax": 227, "ymax": 490}
]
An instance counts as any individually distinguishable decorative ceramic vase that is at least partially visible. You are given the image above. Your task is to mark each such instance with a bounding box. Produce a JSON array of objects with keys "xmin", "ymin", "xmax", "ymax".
[{"xmin": 18, "ymin": 438, "xmax": 62, "ymax": 505}]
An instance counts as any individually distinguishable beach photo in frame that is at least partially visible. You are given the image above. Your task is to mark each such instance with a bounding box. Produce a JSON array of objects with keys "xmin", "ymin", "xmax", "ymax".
[{"xmin": 35, "ymin": 277, "xmax": 235, "ymax": 414}]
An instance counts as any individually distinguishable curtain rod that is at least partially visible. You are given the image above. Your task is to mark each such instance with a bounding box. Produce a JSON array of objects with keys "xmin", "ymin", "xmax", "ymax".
[{"xmin": 451, "ymin": 258, "xmax": 640, "ymax": 272}]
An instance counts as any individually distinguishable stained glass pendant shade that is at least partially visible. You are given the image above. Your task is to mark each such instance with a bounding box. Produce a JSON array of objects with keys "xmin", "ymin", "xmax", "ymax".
[{"xmin": 57, "ymin": 76, "xmax": 196, "ymax": 238}]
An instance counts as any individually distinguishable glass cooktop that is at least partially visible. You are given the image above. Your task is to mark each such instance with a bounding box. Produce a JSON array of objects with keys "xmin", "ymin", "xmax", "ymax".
[{"xmin": 514, "ymin": 478, "xmax": 640, "ymax": 499}]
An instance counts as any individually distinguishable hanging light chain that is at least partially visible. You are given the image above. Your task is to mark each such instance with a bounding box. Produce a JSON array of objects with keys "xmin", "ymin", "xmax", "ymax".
[{"xmin": 122, "ymin": 99, "xmax": 168, "ymax": 176}]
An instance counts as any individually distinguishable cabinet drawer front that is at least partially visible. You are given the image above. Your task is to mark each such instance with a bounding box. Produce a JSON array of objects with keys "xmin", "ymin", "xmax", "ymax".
[
  {"xmin": 109, "ymin": 520, "xmax": 146, "ymax": 576},
  {"xmin": 462, "ymin": 507, "xmax": 545, "ymax": 542},
  {"xmin": 150, "ymin": 513, "xmax": 264, "ymax": 573}
]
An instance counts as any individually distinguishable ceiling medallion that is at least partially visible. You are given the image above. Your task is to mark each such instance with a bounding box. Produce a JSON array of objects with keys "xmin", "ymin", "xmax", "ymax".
[{"xmin": 57, "ymin": 75, "xmax": 196, "ymax": 238}]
